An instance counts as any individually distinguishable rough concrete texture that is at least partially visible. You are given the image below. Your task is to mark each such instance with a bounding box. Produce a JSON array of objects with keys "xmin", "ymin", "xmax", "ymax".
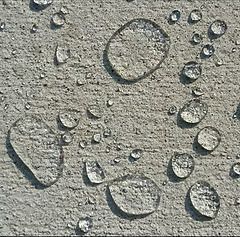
[{"xmin": 0, "ymin": 0, "xmax": 240, "ymax": 235}]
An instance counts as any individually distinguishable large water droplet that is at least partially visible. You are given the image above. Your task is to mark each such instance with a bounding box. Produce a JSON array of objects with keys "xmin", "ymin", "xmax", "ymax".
[
  {"xmin": 85, "ymin": 161, "xmax": 105, "ymax": 184},
  {"xmin": 209, "ymin": 20, "xmax": 227, "ymax": 38},
  {"xmin": 171, "ymin": 152, "xmax": 194, "ymax": 179},
  {"xmin": 108, "ymin": 174, "xmax": 161, "ymax": 216},
  {"xmin": 106, "ymin": 18, "xmax": 170, "ymax": 82},
  {"xmin": 189, "ymin": 181, "xmax": 220, "ymax": 219},
  {"xmin": 9, "ymin": 115, "xmax": 63, "ymax": 186},
  {"xmin": 179, "ymin": 99, "xmax": 208, "ymax": 124},
  {"xmin": 58, "ymin": 109, "xmax": 80, "ymax": 129},
  {"xmin": 197, "ymin": 126, "xmax": 221, "ymax": 151}
]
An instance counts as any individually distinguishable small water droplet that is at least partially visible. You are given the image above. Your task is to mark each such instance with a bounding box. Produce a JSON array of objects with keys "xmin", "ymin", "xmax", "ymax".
[
  {"xmin": 87, "ymin": 102, "xmax": 103, "ymax": 119},
  {"xmin": 171, "ymin": 152, "xmax": 194, "ymax": 179},
  {"xmin": 55, "ymin": 45, "xmax": 70, "ymax": 65},
  {"xmin": 85, "ymin": 161, "xmax": 105, "ymax": 184},
  {"xmin": 182, "ymin": 61, "xmax": 202, "ymax": 81},
  {"xmin": 40, "ymin": 73, "xmax": 45, "ymax": 79},
  {"xmin": 103, "ymin": 127, "xmax": 112, "ymax": 137},
  {"xmin": 52, "ymin": 12, "xmax": 65, "ymax": 27},
  {"xmin": 58, "ymin": 109, "xmax": 80, "ymax": 129},
  {"xmin": 169, "ymin": 10, "xmax": 181, "ymax": 23},
  {"xmin": 192, "ymin": 87, "xmax": 204, "ymax": 97},
  {"xmin": 197, "ymin": 126, "xmax": 221, "ymax": 151},
  {"xmin": 33, "ymin": 0, "xmax": 53, "ymax": 7},
  {"xmin": 234, "ymin": 197, "xmax": 240, "ymax": 206},
  {"xmin": 105, "ymin": 146, "xmax": 110, "ymax": 153},
  {"xmin": 0, "ymin": 22, "xmax": 6, "ymax": 31},
  {"xmin": 25, "ymin": 103, "xmax": 31, "ymax": 110},
  {"xmin": 62, "ymin": 132, "xmax": 73, "ymax": 144},
  {"xmin": 191, "ymin": 33, "xmax": 203, "ymax": 44},
  {"xmin": 107, "ymin": 99, "xmax": 114, "ymax": 107},
  {"xmin": 77, "ymin": 217, "xmax": 93, "ymax": 234},
  {"xmin": 76, "ymin": 78, "xmax": 86, "ymax": 86},
  {"xmin": 209, "ymin": 20, "xmax": 227, "ymax": 38},
  {"xmin": 189, "ymin": 181, "xmax": 220, "ymax": 219},
  {"xmin": 79, "ymin": 140, "xmax": 87, "ymax": 149},
  {"xmin": 202, "ymin": 44, "xmax": 215, "ymax": 58},
  {"xmin": 31, "ymin": 24, "xmax": 38, "ymax": 33},
  {"xmin": 60, "ymin": 6, "xmax": 69, "ymax": 15},
  {"xmin": 168, "ymin": 105, "xmax": 177, "ymax": 115},
  {"xmin": 179, "ymin": 99, "xmax": 208, "ymax": 124},
  {"xmin": 92, "ymin": 133, "xmax": 101, "ymax": 143},
  {"xmin": 189, "ymin": 9, "xmax": 202, "ymax": 23},
  {"xmin": 231, "ymin": 162, "xmax": 240, "ymax": 177},
  {"xmin": 130, "ymin": 149, "xmax": 143, "ymax": 160}
]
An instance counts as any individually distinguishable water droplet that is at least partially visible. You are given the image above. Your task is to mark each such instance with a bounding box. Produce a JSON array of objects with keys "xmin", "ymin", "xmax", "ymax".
[
  {"xmin": 60, "ymin": 6, "xmax": 69, "ymax": 15},
  {"xmin": 236, "ymin": 154, "xmax": 240, "ymax": 159},
  {"xmin": 40, "ymin": 73, "xmax": 45, "ymax": 79},
  {"xmin": 76, "ymin": 78, "xmax": 86, "ymax": 86},
  {"xmin": 191, "ymin": 33, "xmax": 203, "ymax": 44},
  {"xmin": 92, "ymin": 133, "xmax": 101, "ymax": 143},
  {"xmin": 31, "ymin": 24, "xmax": 38, "ymax": 33},
  {"xmin": 58, "ymin": 109, "xmax": 80, "ymax": 129},
  {"xmin": 62, "ymin": 132, "xmax": 73, "ymax": 144},
  {"xmin": 202, "ymin": 44, "xmax": 215, "ymax": 58},
  {"xmin": 77, "ymin": 217, "xmax": 93, "ymax": 233},
  {"xmin": 189, "ymin": 181, "xmax": 220, "ymax": 219},
  {"xmin": 0, "ymin": 22, "xmax": 6, "ymax": 31},
  {"xmin": 33, "ymin": 0, "xmax": 53, "ymax": 7},
  {"xmin": 107, "ymin": 99, "xmax": 114, "ymax": 107},
  {"xmin": 231, "ymin": 162, "xmax": 240, "ymax": 176},
  {"xmin": 168, "ymin": 105, "xmax": 177, "ymax": 115},
  {"xmin": 9, "ymin": 115, "xmax": 63, "ymax": 186},
  {"xmin": 179, "ymin": 99, "xmax": 208, "ymax": 124},
  {"xmin": 169, "ymin": 10, "xmax": 181, "ymax": 23},
  {"xmin": 189, "ymin": 9, "xmax": 202, "ymax": 23},
  {"xmin": 197, "ymin": 126, "xmax": 221, "ymax": 151},
  {"xmin": 234, "ymin": 197, "xmax": 240, "ymax": 206},
  {"xmin": 55, "ymin": 45, "xmax": 70, "ymax": 65},
  {"xmin": 52, "ymin": 12, "xmax": 65, "ymax": 27},
  {"xmin": 209, "ymin": 20, "xmax": 227, "ymax": 38},
  {"xmin": 106, "ymin": 18, "xmax": 170, "ymax": 81},
  {"xmin": 182, "ymin": 61, "xmax": 202, "ymax": 81},
  {"xmin": 79, "ymin": 140, "xmax": 87, "ymax": 149},
  {"xmin": 108, "ymin": 174, "xmax": 161, "ymax": 216},
  {"xmin": 192, "ymin": 87, "xmax": 204, "ymax": 97},
  {"xmin": 87, "ymin": 102, "xmax": 103, "ymax": 119},
  {"xmin": 85, "ymin": 161, "xmax": 105, "ymax": 184},
  {"xmin": 103, "ymin": 127, "xmax": 112, "ymax": 137},
  {"xmin": 171, "ymin": 152, "xmax": 194, "ymax": 179},
  {"xmin": 25, "ymin": 103, "xmax": 31, "ymax": 110},
  {"xmin": 130, "ymin": 149, "xmax": 143, "ymax": 160}
]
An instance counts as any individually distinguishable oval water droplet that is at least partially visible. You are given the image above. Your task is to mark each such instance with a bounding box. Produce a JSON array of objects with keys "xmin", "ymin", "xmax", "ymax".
[
  {"xmin": 191, "ymin": 33, "xmax": 203, "ymax": 45},
  {"xmin": 182, "ymin": 61, "xmax": 202, "ymax": 81},
  {"xmin": 9, "ymin": 115, "xmax": 63, "ymax": 186},
  {"xmin": 171, "ymin": 153, "xmax": 194, "ymax": 179},
  {"xmin": 52, "ymin": 12, "xmax": 65, "ymax": 27},
  {"xmin": 85, "ymin": 161, "xmax": 105, "ymax": 184},
  {"xmin": 77, "ymin": 217, "xmax": 93, "ymax": 234},
  {"xmin": 179, "ymin": 99, "xmax": 208, "ymax": 124},
  {"xmin": 108, "ymin": 174, "xmax": 161, "ymax": 216},
  {"xmin": 130, "ymin": 149, "xmax": 143, "ymax": 160},
  {"xmin": 209, "ymin": 20, "xmax": 227, "ymax": 38},
  {"xmin": 169, "ymin": 10, "xmax": 181, "ymax": 23},
  {"xmin": 106, "ymin": 18, "xmax": 170, "ymax": 82},
  {"xmin": 189, "ymin": 181, "xmax": 220, "ymax": 219},
  {"xmin": 61, "ymin": 131, "xmax": 73, "ymax": 144},
  {"xmin": 197, "ymin": 126, "xmax": 221, "ymax": 151},
  {"xmin": 58, "ymin": 109, "xmax": 80, "ymax": 129},
  {"xmin": 55, "ymin": 45, "xmax": 70, "ymax": 65},
  {"xmin": 189, "ymin": 9, "xmax": 202, "ymax": 23}
]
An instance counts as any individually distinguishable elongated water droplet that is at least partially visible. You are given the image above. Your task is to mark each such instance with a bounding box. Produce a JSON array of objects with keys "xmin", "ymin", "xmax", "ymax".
[
  {"xmin": 191, "ymin": 33, "xmax": 203, "ymax": 45},
  {"xmin": 85, "ymin": 161, "xmax": 105, "ymax": 184}
]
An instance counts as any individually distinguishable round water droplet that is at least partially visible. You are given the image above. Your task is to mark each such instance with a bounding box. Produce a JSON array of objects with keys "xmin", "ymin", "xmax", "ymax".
[
  {"xmin": 191, "ymin": 33, "xmax": 203, "ymax": 44},
  {"xmin": 58, "ymin": 109, "xmax": 80, "ymax": 129},
  {"xmin": 103, "ymin": 127, "xmax": 112, "ymax": 137},
  {"xmin": 168, "ymin": 105, "xmax": 177, "ymax": 115},
  {"xmin": 77, "ymin": 217, "xmax": 93, "ymax": 233},
  {"xmin": 182, "ymin": 61, "xmax": 202, "ymax": 81},
  {"xmin": 232, "ymin": 162, "xmax": 240, "ymax": 176},
  {"xmin": 169, "ymin": 10, "xmax": 181, "ymax": 23},
  {"xmin": 79, "ymin": 140, "xmax": 87, "ymax": 149},
  {"xmin": 62, "ymin": 132, "xmax": 73, "ymax": 144},
  {"xmin": 189, "ymin": 181, "xmax": 220, "ymax": 219},
  {"xmin": 33, "ymin": 0, "xmax": 53, "ymax": 7},
  {"xmin": 202, "ymin": 44, "xmax": 215, "ymax": 58},
  {"xmin": 209, "ymin": 20, "xmax": 227, "ymax": 37},
  {"xmin": 52, "ymin": 12, "xmax": 65, "ymax": 26},
  {"xmin": 85, "ymin": 161, "xmax": 105, "ymax": 184},
  {"xmin": 55, "ymin": 45, "xmax": 70, "ymax": 64},
  {"xmin": 189, "ymin": 9, "xmax": 202, "ymax": 23},
  {"xmin": 87, "ymin": 102, "xmax": 103, "ymax": 119},
  {"xmin": 31, "ymin": 24, "xmax": 38, "ymax": 33},
  {"xmin": 171, "ymin": 152, "xmax": 194, "ymax": 179},
  {"xmin": 107, "ymin": 99, "xmax": 114, "ymax": 107},
  {"xmin": 192, "ymin": 87, "xmax": 204, "ymax": 97},
  {"xmin": 108, "ymin": 174, "xmax": 161, "ymax": 216},
  {"xmin": 106, "ymin": 18, "xmax": 170, "ymax": 81},
  {"xmin": 197, "ymin": 126, "xmax": 221, "ymax": 151},
  {"xmin": 92, "ymin": 133, "xmax": 101, "ymax": 143},
  {"xmin": 130, "ymin": 149, "xmax": 143, "ymax": 160},
  {"xmin": 179, "ymin": 99, "xmax": 208, "ymax": 124},
  {"xmin": 0, "ymin": 22, "xmax": 6, "ymax": 31},
  {"xmin": 234, "ymin": 197, "xmax": 240, "ymax": 206},
  {"xmin": 9, "ymin": 115, "xmax": 63, "ymax": 186}
]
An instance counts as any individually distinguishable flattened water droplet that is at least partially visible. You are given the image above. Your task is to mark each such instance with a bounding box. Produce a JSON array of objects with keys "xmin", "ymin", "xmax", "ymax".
[
  {"xmin": 62, "ymin": 132, "xmax": 73, "ymax": 144},
  {"xmin": 106, "ymin": 18, "xmax": 170, "ymax": 82},
  {"xmin": 171, "ymin": 152, "xmax": 194, "ymax": 179},
  {"xmin": 191, "ymin": 33, "xmax": 203, "ymax": 44},
  {"xmin": 182, "ymin": 61, "xmax": 202, "ymax": 81},
  {"xmin": 92, "ymin": 133, "xmax": 101, "ymax": 143},
  {"xmin": 87, "ymin": 102, "xmax": 103, "ymax": 119},
  {"xmin": 231, "ymin": 162, "xmax": 240, "ymax": 177},
  {"xmin": 58, "ymin": 109, "xmax": 80, "ymax": 129},
  {"xmin": 169, "ymin": 10, "xmax": 181, "ymax": 23},
  {"xmin": 168, "ymin": 105, "xmax": 178, "ymax": 115},
  {"xmin": 197, "ymin": 126, "xmax": 221, "ymax": 151},
  {"xmin": 192, "ymin": 87, "xmax": 204, "ymax": 97},
  {"xmin": 189, "ymin": 181, "xmax": 220, "ymax": 219},
  {"xmin": 130, "ymin": 149, "xmax": 143, "ymax": 160},
  {"xmin": 108, "ymin": 174, "xmax": 160, "ymax": 216},
  {"xmin": 179, "ymin": 99, "xmax": 208, "ymax": 124},
  {"xmin": 77, "ymin": 217, "xmax": 93, "ymax": 234},
  {"xmin": 209, "ymin": 20, "xmax": 227, "ymax": 38},
  {"xmin": 9, "ymin": 115, "xmax": 63, "ymax": 186},
  {"xmin": 33, "ymin": 0, "xmax": 53, "ymax": 7},
  {"xmin": 85, "ymin": 161, "xmax": 105, "ymax": 184},
  {"xmin": 52, "ymin": 12, "xmax": 65, "ymax": 27},
  {"xmin": 202, "ymin": 44, "xmax": 215, "ymax": 58},
  {"xmin": 55, "ymin": 45, "xmax": 70, "ymax": 65},
  {"xmin": 189, "ymin": 9, "xmax": 202, "ymax": 23}
]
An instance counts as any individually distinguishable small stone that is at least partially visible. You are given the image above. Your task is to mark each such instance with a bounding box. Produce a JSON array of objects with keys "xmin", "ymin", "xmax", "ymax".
[
  {"xmin": 209, "ymin": 20, "xmax": 227, "ymax": 37},
  {"xmin": 77, "ymin": 217, "xmax": 93, "ymax": 233},
  {"xmin": 55, "ymin": 45, "xmax": 70, "ymax": 65},
  {"xmin": 197, "ymin": 126, "xmax": 221, "ymax": 151},
  {"xmin": 168, "ymin": 105, "xmax": 177, "ymax": 115},
  {"xmin": 130, "ymin": 149, "xmax": 143, "ymax": 160},
  {"xmin": 189, "ymin": 9, "xmax": 202, "ymax": 23},
  {"xmin": 232, "ymin": 163, "xmax": 240, "ymax": 176},
  {"xmin": 79, "ymin": 140, "xmax": 87, "ymax": 149},
  {"xmin": 202, "ymin": 44, "xmax": 215, "ymax": 58},
  {"xmin": 103, "ymin": 128, "xmax": 112, "ymax": 137},
  {"xmin": 0, "ymin": 22, "xmax": 6, "ymax": 31},
  {"xmin": 169, "ymin": 10, "xmax": 181, "ymax": 23},
  {"xmin": 33, "ymin": 0, "xmax": 53, "ymax": 7},
  {"xmin": 191, "ymin": 33, "xmax": 203, "ymax": 44},
  {"xmin": 182, "ymin": 61, "xmax": 202, "ymax": 81},
  {"xmin": 62, "ymin": 132, "xmax": 73, "ymax": 144},
  {"xmin": 52, "ymin": 12, "xmax": 65, "ymax": 27},
  {"xmin": 107, "ymin": 99, "xmax": 114, "ymax": 107},
  {"xmin": 92, "ymin": 133, "xmax": 101, "ymax": 143},
  {"xmin": 192, "ymin": 87, "xmax": 204, "ymax": 97},
  {"xmin": 85, "ymin": 161, "xmax": 105, "ymax": 184}
]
